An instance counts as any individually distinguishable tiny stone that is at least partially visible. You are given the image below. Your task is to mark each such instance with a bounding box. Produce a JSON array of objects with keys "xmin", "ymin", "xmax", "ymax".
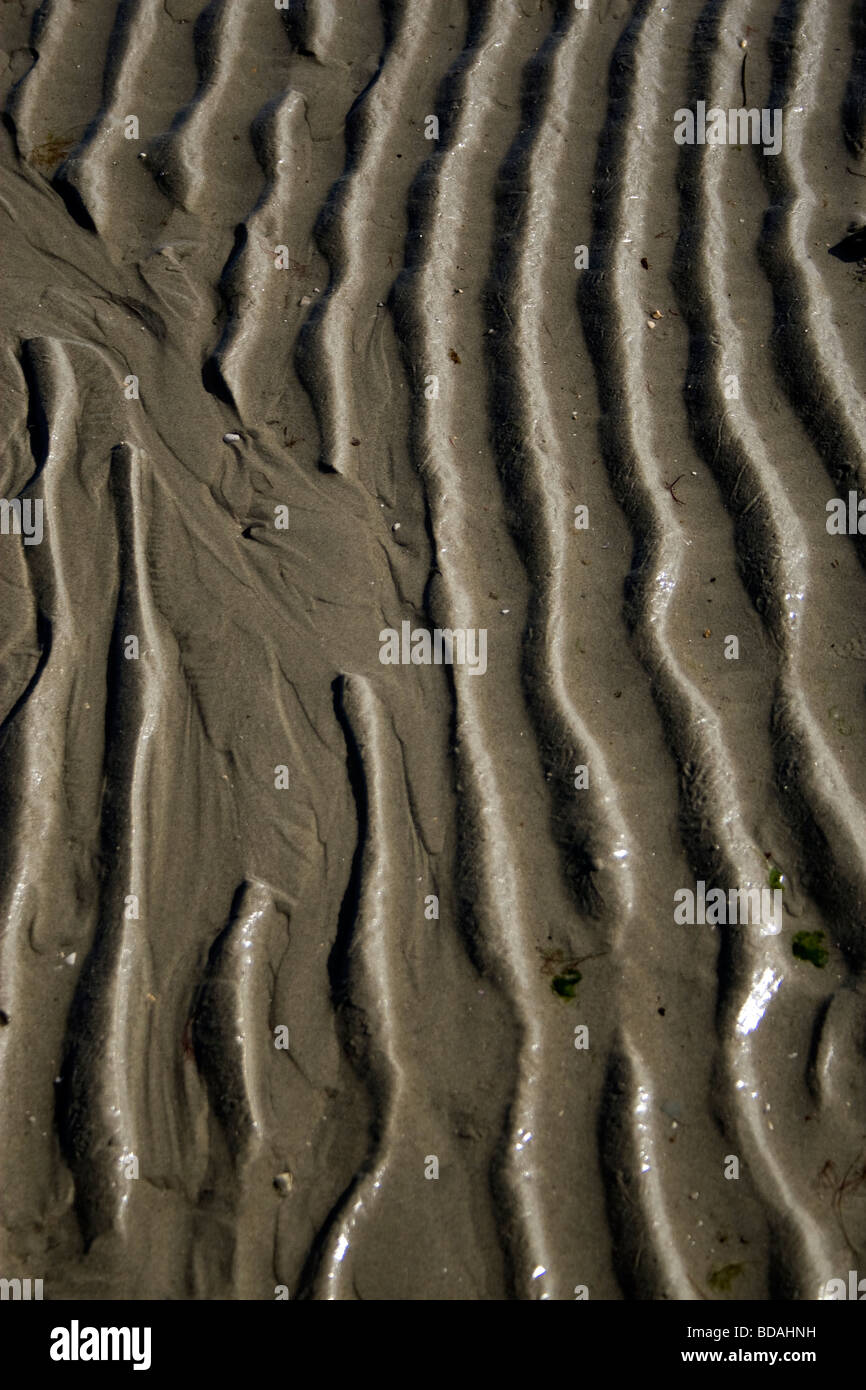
[
  {"xmin": 223, "ymin": 432, "xmax": 241, "ymax": 442},
  {"xmin": 274, "ymin": 1171, "xmax": 293, "ymax": 1195}
]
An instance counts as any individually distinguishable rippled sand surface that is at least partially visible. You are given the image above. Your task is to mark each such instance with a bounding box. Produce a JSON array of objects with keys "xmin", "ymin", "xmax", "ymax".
[{"xmin": 1, "ymin": 0, "xmax": 865, "ymax": 1300}]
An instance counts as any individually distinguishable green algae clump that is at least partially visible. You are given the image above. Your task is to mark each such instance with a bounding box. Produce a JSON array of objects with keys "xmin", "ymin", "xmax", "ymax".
[
  {"xmin": 708, "ymin": 1263, "xmax": 745, "ymax": 1294},
  {"xmin": 768, "ymin": 864, "xmax": 786, "ymax": 891},
  {"xmin": 792, "ymin": 931, "xmax": 829, "ymax": 969},
  {"xmin": 551, "ymin": 970, "xmax": 582, "ymax": 999}
]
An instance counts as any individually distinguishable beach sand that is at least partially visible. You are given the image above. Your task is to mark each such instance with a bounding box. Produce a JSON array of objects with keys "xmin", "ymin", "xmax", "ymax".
[{"xmin": 0, "ymin": 0, "xmax": 865, "ymax": 1299}]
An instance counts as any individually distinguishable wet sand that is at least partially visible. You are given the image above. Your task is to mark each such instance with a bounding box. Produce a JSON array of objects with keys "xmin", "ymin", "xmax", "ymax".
[{"xmin": 0, "ymin": 0, "xmax": 865, "ymax": 1300}]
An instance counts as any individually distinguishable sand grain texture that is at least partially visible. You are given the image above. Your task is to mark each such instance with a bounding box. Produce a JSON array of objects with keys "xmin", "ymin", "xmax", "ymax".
[{"xmin": 0, "ymin": 0, "xmax": 865, "ymax": 1300}]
